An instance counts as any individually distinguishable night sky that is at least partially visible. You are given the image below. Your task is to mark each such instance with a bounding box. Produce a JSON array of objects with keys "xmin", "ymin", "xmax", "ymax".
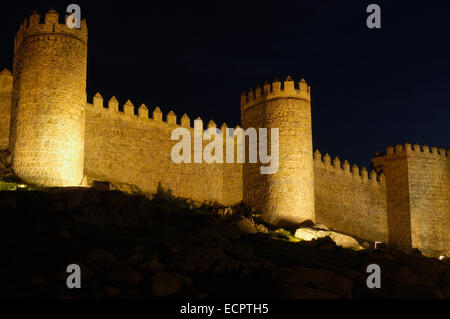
[{"xmin": 1, "ymin": 0, "xmax": 448, "ymax": 168}]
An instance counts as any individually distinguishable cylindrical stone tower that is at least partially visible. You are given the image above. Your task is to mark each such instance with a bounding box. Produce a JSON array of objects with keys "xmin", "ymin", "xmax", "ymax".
[
  {"xmin": 10, "ymin": 10, "xmax": 88, "ymax": 186},
  {"xmin": 241, "ymin": 76, "xmax": 315, "ymax": 225}
]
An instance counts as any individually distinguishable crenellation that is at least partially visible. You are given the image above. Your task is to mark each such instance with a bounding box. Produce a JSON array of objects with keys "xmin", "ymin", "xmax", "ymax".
[
  {"xmin": 255, "ymin": 84, "xmax": 262, "ymax": 97},
  {"xmin": 263, "ymin": 80, "xmax": 270, "ymax": 93},
  {"xmin": 247, "ymin": 88, "xmax": 254, "ymax": 102},
  {"xmin": 283, "ymin": 76, "xmax": 295, "ymax": 92},
  {"xmin": 28, "ymin": 11, "xmax": 40, "ymax": 25},
  {"xmin": 299, "ymin": 78, "xmax": 309, "ymax": 92},
  {"xmin": 93, "ymin": 92, "xmax": 103, "ymax": 108},
  {"xmin": 271, "ymin": 78, "xmax": 281, "ymax": 93},
  {"xmin": 404, "ymin": 142, "xmax": 412, "ymax": 151},
  {"xmin": 386, "ymin": 145, "xmax": 394, "ymax": 155},
  {"xmin": 220, "ymin": 122, "xmax": 228, "ymax": 134},
  {"xmin": 44, "ymin": 8, "xmax": 58, "ymax": 24},
  {"xmin": 166, "ymin": 110, "xmax": 177, "ymax": 124},
  {"xmin": 369, "ymin": 169, "xmax": 377, "ymax": 181},
  {"xmin": 343, "ymin": 160, "xmax": 350, "ymax": 173},
  {"xmin": 138, "ymin": 104, "xmax": 148, "ymax": 118},
  {"xmin": 181, "ymin": 114, "xmax": 190, "ymax": 127},
  {"xmin": 123, "ymin": 100, "xmax": 135, "ymax": 115},
  {"xmin": 87, "ymin": 91, "xmax": 230, "ymax": 133},
  {"xmin": 313, "ymin": 149, "xmax": 322, "ymax": 161},
  {"xmin": 352, "ymin": 163, "xmax": 359, "ymax": 176},
  {"xmin": 312, "ymin": 150, "xmax": 384, "ymax": 186},
  {"xmin": 153, "ymin": 106, "xmax": 162, "ymax": 121},
  {"xmin": 332, "ymin": 156, "xmax": 341, "ymax": 170},
  {"xmin": 381, "ymin": 142, "xmax": 449, "ymax": 159},
  {"xmin": 14, "ymin": 10, "xmax": 88, "ymax": 55},
  {"xmin": 378, "ymin": 172, "xmax": 385, "ymax": 184},
  {"xmin": 108, "ymin": 96, "xmax": 119, "ymax": 111},
  {"xmin": 241, "ymin": 76, "xmax": 311, "ymax": 111},
  {"xmin": 361, "ymin": 167, "xmax": 368, "ymax": 180},
  {"xmin": 323, "ymin": 153, "xmax": 331, "ymax": 165},
  {"xmin": 207, "ymin": 119, "xmax": 216, "ymax": 129}
]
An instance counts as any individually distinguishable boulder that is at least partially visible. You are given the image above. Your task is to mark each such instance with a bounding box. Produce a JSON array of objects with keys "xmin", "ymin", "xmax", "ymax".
[
  {"xmin": 294, "ymin": 228, "xmax": 320, "ymax": 241},
  {"xmin": 328, "ymin": 232, "xmax": 362, "ymax": 250},
  {"xmin": 237, "ymin": 217, "xmax": 257, "ymax": 234},
  {"xmin": 294, "ymin": 227, "xmax": 362, "ymax": 250}
]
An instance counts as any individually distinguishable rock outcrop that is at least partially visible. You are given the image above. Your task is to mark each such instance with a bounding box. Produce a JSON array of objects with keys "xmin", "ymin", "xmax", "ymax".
[
  {"xmin": 295, "ymin": 227, "xmax": 363, "ymax": 250},
  {"xmin": 0, "ymin": 187, "xmax": 448, "ymax": 299}
]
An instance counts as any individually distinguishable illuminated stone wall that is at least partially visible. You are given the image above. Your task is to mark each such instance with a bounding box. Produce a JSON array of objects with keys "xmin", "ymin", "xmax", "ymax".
[
  {"xmin": 313, "ymin": 151, "xmax": 388, "ymax": 242},
  {"xmin": 2, "ymin": 9, "xmax": 448, "ymax": 257},
  {"xmin": 241, "ymin": 77, "xmax": 315, "ymax": 225},
  {"xmin": 83, "ymin": 95, "xmax": 242, "ymax": 205},
  {"xmin": 0, "ymin": 69, "xmax": 12, "ymax": 150},
  {"xmin": 372, "ymin": 144, "xmax": 449, "ymax": 257},
  {"xmin": 10, "ymin": 10, "xmax": 87, "ymax": 186}
]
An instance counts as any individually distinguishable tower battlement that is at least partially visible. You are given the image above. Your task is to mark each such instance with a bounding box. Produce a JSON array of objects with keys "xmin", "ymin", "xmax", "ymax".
[
  {"xmin": 240, "ymin": 76, "xmax": 311, "ymax": 111},
  {"xmin": 14, "ymin": 9, "xmax": 87, "ymax": 54},
  {"xmin": 379, "ymin": 143, "xmax": 449, "ymax": 157}
]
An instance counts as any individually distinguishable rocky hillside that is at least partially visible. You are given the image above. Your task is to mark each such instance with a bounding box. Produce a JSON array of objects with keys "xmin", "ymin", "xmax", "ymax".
[{"xmin": 0, "ymin": 185, "xmax": 449, "ymax": 299}]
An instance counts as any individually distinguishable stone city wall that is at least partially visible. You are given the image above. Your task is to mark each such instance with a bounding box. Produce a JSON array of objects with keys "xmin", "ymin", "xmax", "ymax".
[
  {"xmin": 314, "ymin": 150, "xmax": 388, "ymax": 242},
  {"xmin": 84, "ymin": 93, "xmax": 242, "ymax": 205}
]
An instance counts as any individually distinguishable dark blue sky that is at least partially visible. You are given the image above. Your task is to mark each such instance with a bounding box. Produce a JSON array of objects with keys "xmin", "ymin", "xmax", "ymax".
[{"xmin": 1, "ymin": 0, "xmax": 448, "ymax": 168}]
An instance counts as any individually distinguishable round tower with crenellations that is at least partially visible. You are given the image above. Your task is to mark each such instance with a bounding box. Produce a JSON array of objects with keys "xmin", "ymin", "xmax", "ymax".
[
  {"xmin": 10, "ymin": 9, "xmax": 88, "ymax": 186},
  {"xmin": 241, "ymin": 76, "xmax": 315, "ymax": 225}
]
